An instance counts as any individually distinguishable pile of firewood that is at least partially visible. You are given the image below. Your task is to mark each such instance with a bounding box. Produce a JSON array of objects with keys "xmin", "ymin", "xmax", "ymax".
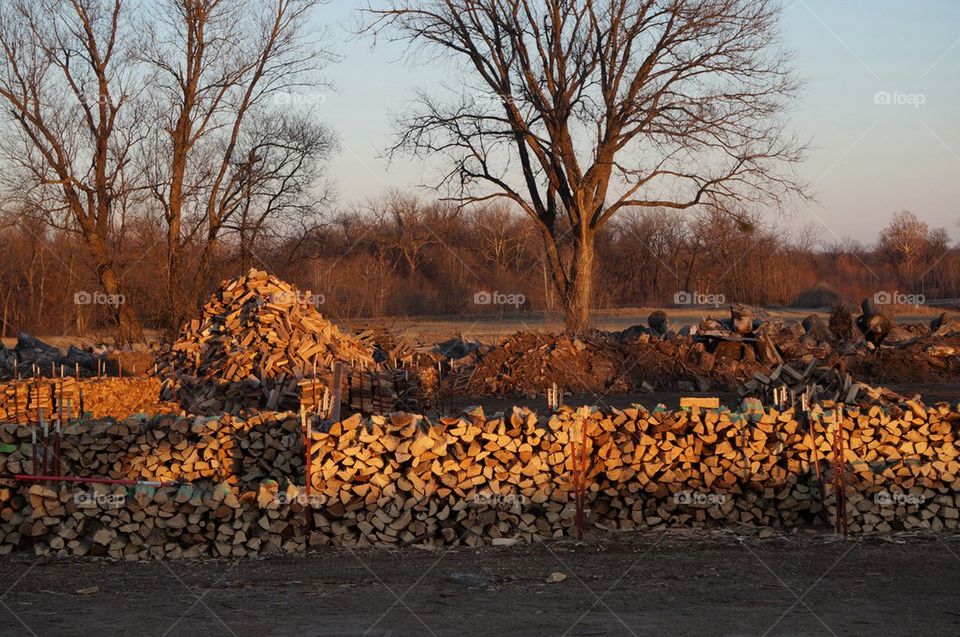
[
  {"xmin": 0, "ymin": 378, "xmax": 176, "ymax": 423},
  {"xmin": 156, "ymin": 269, "xmax": 374, "ymax": 415},
  {"xmin": 0, "ymin": 333, "xmax": 103, "ymax": 380},
  {"xmin": 2, "ymin": 399, "xmax": 959, "ymax": 558},
  {"xmin": 740, "ymin": 357, "xmax": 910, "ymax": 406},
  {"xmin": 0, "ymin": 378, "xmax": 78, "ymax": 423},
  {"xmin": 0, "ymin": 412, "xmax": 305, "ymax": 488},
  {"xmin": 298, "ymin": 367, "xmax": 422, "ymax": 418}
]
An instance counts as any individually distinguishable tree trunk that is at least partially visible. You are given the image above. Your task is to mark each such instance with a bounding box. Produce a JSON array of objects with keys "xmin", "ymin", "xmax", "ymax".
[
  {"xmin": 564, "ymin": 236, "xmax": 594, "ymax": 333},
  {"xmin": 166, "ymin": 220, "xmax": 184, "ymax": 336},
  {"xmin": 86, "ymin": 232, "xmax": 144, "ymax": 345},
  {"xmin": 1, "ymin": 286, "xmax": 10, "ymax": 340}
]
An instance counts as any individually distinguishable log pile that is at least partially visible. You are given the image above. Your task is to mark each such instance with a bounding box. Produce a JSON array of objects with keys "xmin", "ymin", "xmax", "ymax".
[
  {"xmin": 156, "ymin": 269, "xmax": 374, "ymax": 415},
  {"xmin": 0, "ymin": 333, "xmax": 103, "ymax": 380},
  {"xmin": 0, "ymin": 378, "xmax": 77, "ymax": 423},
  {"xmin": 78, "ymin": 378, "xmax": 177, "ymax": 418},
  {"xmin": 298, "ymin": 366, "xmax": 423, "ymax": 417},
  {"xmin": 0, "ymin": 378, "xmax": 175, "ymax": 423},
  {"xmin": 2, "ymin": 399, "xmax": 959, "ymax": 558},
  {"xmin": 740, "ymin": 358, "xmax": 909, "ymax": 406},
  {"xmin": 0, "ymin": 412, "xmax": 304, "ymax": 488}
]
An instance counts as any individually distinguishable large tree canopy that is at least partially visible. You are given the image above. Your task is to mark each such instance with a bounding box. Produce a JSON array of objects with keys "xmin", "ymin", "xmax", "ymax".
[{"xmin": 367, "ymin": 0, "xmax": 808, "ymax": 330}]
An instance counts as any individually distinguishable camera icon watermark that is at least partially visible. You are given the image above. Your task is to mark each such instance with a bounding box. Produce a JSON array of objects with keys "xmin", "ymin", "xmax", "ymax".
[
  {"xmin": 673, "ymin": 290, "xmax": 725, "ymax": 307},
  {"xmin": 74, "ymin": 291, "xmax": 125, "ymax": 306},
  {"xmin": 873, "ymin": 90, "xmax": 925, "ymax": 109},
  {"xmin": 474, "ymin": 290, "xmax": 526, "ymax": 309},
  {"xmin": 873, "ymin": 290, "xmax": 925, "ymax": 306}
]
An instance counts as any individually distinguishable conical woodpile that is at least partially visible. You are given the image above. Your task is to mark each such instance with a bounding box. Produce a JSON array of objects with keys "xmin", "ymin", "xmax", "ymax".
[{"xmin": 157, "ymin": 270, "xmax": 373, "ymax": 414}]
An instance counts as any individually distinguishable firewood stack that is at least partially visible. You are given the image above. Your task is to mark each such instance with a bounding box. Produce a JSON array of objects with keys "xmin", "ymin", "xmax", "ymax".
[
  {"xmin": 0, "ymin": 378, "xmax": 176, "ymax": 423},
  {"xmin": 298, "ymin": 366, "xmax": 423, "ymax": 417},
  {"xmin": 2, "ymin": 399, "xmax": 959, "ymax": 558},
  {"xmin": 0, "ymin": 377, "xmax": 80, "ymax": 423},
  {"xmin": 739, "ymin": 358, "xmax": 910, "ymax": 406},
  {"xmin": 155, "ymin": 269, "xmax": 374, "ymax": 415}
]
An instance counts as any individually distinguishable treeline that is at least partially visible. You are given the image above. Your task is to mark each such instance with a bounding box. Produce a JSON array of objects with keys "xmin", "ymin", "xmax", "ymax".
[{"xmin": 1, "ymin": 198, "xmax": 956, "ymax": 338}]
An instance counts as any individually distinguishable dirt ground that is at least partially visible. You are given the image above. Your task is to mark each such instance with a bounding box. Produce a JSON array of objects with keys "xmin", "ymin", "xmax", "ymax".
[
  {"xmin": 1, "ymin": 530, "xmax": 959, "ymax": 636},
  {"xmin": 345, "ymin": 306, "xmax": 953, "ymax": 344}
]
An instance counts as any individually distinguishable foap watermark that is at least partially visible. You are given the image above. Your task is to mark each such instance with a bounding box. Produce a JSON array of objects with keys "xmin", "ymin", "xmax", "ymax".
[
  {"xmin": 873, "ymin": 290, "xmax": 925, "ymax": 306},
  {"xmin": 74, "ymin": 490, "xmax": 126, "ymax": 508},
  {"xmin": 874, "ymin": 491, "xmax": 925, "ymax": 506},
  {"xmin": 74, "ymin": 291, "xmax": 125, "ymax": 306},
  {"xmin": 263, "ymin": 290, "xmax": 325, "ymax": 309},
  {"xmin": 674, "ymin": 490, "xmax": 727, "ymax": 507},
  {"xmin": 275, "ymin": 491, "xmax": 322, "ymax": 507},
  {"xmin": 473, "ymin": 89, "xmax": 517, "ymax": 108},
  {"xmin": 474, "ymin": 290, "xmax": 526, "ymax": 309},
  {"xmin": 471, "ymin": 493, "xmax": 527, "ymax": 508},
  {"xmin": 272, "ymin": 91, "xmax": 327, "ymax": 107},
  {"xmin": 673, "ymin": 290, "xmax": 725, "ymax": 307},
  {"xmin": 873, "ymin": 90, "xmax": 926, "ymax": 109}
]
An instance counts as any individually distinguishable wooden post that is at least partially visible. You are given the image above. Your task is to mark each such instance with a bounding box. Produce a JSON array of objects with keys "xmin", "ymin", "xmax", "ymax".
[
  {"xmin": 330, "ymin": 362, "xmax": 343, "ymax": 422},
  {"xmin": 832, "ymin": 406, "xmax": 848, "ymax": 537},
  {"xmin": 577, "ymin": 420, "xmax": 587, "ymax": 540}
]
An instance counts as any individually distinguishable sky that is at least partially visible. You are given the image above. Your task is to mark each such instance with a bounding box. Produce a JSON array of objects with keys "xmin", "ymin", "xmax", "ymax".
[{"xmin": 314, "ymin": 0, "xmax": 960, "ymax": 246}]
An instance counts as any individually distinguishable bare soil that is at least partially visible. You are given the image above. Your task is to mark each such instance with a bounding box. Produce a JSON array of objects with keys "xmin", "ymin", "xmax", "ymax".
[{"xmin": 2, "ymin": 530, "xmax": 959, "ymax": 636}]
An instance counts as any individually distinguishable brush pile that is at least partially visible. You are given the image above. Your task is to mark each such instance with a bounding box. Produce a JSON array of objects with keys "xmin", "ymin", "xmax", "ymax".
[
  {"xmin": 426, "ymin": 304, "xmax": 960, "ymax": 403},
  {"xmin": 456, "ymin": 331, "xmax": 633, "ymax": 396}
]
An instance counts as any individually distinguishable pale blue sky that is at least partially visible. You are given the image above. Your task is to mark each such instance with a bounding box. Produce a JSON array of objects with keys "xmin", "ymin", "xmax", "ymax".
[{"xmin": 315, "ymin": 0, "xmax": 960, "ymax": 245}]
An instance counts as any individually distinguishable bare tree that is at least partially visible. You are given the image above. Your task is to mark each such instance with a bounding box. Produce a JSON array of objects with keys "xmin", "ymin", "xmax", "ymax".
[
  {"xmin": 143, "ymin": 0, "xmax": 334, "ymax": 330},
  {"xmin": 366, "ymin": 0, "xmax": 807, "ymax": 331},
  {"xmin": 878, "ymin": 210, "xmax": 931, "ymax": 285},
  {"xmin": 223, "ymin": 110, "xmax": 337, "ymax": 270},
  {"xmin": 377, "ymin": 191, "xmax": 438, "ymax": 276},
  {"xmin": 0, "ymin": 0, "xmax": 147, "ymax": 343}
]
